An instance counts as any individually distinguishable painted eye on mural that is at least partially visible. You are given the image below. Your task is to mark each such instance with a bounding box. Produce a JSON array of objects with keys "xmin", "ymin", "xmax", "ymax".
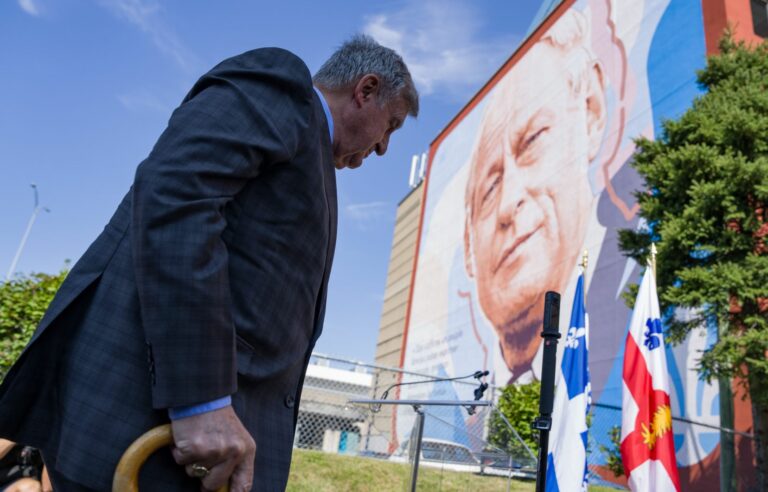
[
  {"xmin": 518, "ymin": 126, "xmax": 548, "ymax": 157},
  {"xmin": 480, "ymin": 171, "xmax": 502, "ymax": 209}
]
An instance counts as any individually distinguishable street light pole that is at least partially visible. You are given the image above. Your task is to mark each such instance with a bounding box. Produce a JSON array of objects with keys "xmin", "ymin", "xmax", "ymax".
[{"xmin": 6, "ymin": 184, "xmax": 49, "ymax": 281}]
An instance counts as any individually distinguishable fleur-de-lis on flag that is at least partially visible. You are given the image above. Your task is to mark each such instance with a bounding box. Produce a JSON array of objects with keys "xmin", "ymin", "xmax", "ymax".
[{"xmin": 644, "ymin": 318, "xmax": 663, "ymax": 351}]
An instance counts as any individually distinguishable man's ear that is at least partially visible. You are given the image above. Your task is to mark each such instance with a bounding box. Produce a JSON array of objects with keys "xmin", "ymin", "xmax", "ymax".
[
  {"xmin": 353, "ymin": 74, "xmax": 380, "ymax": 107},
  {"xmin": 585, "ymin": 61, "xmax": 607, "ymax": 161},
  {"xmin": 464, "ymin": 215, "xmax": 475, "ymax": 278}
]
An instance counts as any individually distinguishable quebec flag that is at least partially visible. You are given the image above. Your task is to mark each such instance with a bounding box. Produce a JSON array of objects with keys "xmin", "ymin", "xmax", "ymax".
[{"xmin": 546, "ymin": 271, "xmax": 590, "ymax": 492}]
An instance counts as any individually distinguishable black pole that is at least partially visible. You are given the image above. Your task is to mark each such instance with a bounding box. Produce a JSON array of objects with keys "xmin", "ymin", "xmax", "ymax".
[{"xmin": 533, "ymin": 291, "xmax": 561, "ymax": 492}]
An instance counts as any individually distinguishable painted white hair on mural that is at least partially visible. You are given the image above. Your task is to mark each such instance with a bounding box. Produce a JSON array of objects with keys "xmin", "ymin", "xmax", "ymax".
[
  {"xmin": 540, "ymin": 8, "xmax": 597, "ymax": 98},
  {"xmin": 464, "ymin": 7, "xmax": 601, "ymax": 218}
]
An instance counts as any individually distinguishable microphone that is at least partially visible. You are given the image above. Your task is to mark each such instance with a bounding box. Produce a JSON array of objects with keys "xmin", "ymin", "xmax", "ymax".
[
  {"xmin": 466, "ymin": 374, "xmax": 489, "ymax": 415},
  {"xmin": 473, "ymin": 370, "xmax": 490, "ymax": 379},
  {"xmin": 473, "ymin": 383, "xmax": 489, "ymax": 400}
]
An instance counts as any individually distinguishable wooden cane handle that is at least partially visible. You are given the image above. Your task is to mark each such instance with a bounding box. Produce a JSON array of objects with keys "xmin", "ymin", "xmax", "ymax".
[{"xmin": 112, "ymin": 424, "xmax": 228, "ymax": 492}]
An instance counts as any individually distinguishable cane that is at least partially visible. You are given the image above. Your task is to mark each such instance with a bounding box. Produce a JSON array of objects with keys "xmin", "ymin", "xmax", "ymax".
[{"xmin": 112, "ymin": 424, "xmax": 229, "ymax": 492}]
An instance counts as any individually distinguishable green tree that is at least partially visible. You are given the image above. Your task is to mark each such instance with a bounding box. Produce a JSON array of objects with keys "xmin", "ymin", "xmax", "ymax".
[
  {"xmin": 598, "ymin": 425, "xmax": 624, "ymax": 478},
  {"xmin": 488, "ymin": 381, "xmax": 540, "ymax": 459},
  {"xmin": 0, "ymin": 268, "xmax": 68, "ymax": 380},
  {"xmin": 618, "ymin": 34, "xmax": 768, "ymax": 489}
]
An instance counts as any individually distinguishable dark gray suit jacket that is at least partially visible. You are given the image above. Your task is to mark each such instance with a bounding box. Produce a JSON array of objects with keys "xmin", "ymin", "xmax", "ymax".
[{"xmin": 0, "ymin": 47, "xmax": 336, "ymax": 491}]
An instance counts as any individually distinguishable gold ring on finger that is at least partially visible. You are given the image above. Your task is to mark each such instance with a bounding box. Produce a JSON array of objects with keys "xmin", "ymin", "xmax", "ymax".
[{"xmin": 190, "ymin": 463, "xmax": 210, "ymax": 478}]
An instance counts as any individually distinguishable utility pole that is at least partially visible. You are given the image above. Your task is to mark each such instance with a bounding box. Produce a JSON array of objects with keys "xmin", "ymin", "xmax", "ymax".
[{"xmin": 6, "ymin": 184, "xmax": 50, "ymax": 280}]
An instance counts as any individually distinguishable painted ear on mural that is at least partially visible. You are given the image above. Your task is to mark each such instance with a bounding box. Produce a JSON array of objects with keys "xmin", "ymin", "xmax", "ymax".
[
  {"xmin": 586, "ymin": 60, "xmax": 608, "ymax": 162},
  {"xmin": 463, "ymin": 217, "xmax": 475, "ymax": 279}
]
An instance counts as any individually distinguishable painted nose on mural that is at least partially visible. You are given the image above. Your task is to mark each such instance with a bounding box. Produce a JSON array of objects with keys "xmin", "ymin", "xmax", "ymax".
[{"xmin": 497, "ymin": 167, "xmax": 526, "ymax": 230}]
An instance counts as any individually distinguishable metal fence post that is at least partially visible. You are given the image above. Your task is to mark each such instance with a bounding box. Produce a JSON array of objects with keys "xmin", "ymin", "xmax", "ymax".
[{"xmin": 409, "ymin": 406, "xmax": 425, "ymax": 492}]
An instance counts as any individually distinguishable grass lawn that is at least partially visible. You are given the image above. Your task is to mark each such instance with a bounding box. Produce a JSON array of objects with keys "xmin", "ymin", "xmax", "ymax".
[{"xmin": 287, "ymin": 449, "xmax": 619, "ymax": 492}]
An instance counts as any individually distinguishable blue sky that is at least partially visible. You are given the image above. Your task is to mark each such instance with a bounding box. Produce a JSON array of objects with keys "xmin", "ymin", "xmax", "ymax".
[{"xmin": 1, "ymin": 0, "xmax": 546, "ymax": 363}]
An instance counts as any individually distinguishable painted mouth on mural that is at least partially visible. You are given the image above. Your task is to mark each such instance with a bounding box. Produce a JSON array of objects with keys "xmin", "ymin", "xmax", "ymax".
[{"xmin": 494, "ymin": 226, "xmax": 541, "ymax": 273}]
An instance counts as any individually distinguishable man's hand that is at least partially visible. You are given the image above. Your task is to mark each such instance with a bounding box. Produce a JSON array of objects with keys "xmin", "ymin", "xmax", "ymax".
[
  {"xmin": 171, "ymin": 406, "xmax": 256, "ymax": 491},
  {"xmin": 5, "ymin": 478, "xmax": 42, "ymax": 492}
]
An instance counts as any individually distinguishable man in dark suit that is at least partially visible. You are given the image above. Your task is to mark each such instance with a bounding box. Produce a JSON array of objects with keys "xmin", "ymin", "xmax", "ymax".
[{"xmin": 0, "ymin": 35, "xmax": 418, "ymax": 491}]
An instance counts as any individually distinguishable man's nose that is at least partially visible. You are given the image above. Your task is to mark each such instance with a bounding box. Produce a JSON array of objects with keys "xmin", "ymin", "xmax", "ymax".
[
  {"xmin": 497, "ymin": 161, "xmax": 525, "ymax": 230},
  {"xmin": 375, "ymin": 134, "xmax": 390, "ymax": 156}
]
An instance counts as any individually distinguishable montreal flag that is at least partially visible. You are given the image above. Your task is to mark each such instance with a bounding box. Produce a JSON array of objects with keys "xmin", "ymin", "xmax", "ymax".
[
  {"xmin": 621, "ymin": 266, "xmax": 680, "ymax": 491},
  {"xmin": 546, "ymin": 271, "xmax": 590, "ymax": 492}
]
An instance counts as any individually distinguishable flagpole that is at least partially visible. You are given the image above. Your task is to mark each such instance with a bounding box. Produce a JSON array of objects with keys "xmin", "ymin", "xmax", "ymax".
[
  {"xmin": 649, "ymin": 243, "xmax": 657, "ymax": 280},
  {"xmin": 580, "ymin": 249, "xmax": 588, "ymax": 304}
]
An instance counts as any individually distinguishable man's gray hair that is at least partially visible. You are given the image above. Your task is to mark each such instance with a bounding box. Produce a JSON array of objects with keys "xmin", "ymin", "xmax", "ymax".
[{"xmin": 314, "ymin": 34, "xmax": 419, "ymax": 117}]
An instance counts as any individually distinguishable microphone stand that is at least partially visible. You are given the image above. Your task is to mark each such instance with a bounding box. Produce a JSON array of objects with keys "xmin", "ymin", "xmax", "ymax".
[
  {"xmin": 372, "ymin": 370, "xmax": 489, "ymax": 414},
  {"xmin": 371, "ymin": 369, "xmax": 489, "ymax": 492},
  {"xmin": 532, "ymin": 291, "xmax": 561, "ymax": 492}
]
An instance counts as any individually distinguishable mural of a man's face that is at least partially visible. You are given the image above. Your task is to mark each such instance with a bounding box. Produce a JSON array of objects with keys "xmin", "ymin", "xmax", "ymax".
[{"xmin": 464, "ymin": 37, "xmax": 607, "ymax": 373}]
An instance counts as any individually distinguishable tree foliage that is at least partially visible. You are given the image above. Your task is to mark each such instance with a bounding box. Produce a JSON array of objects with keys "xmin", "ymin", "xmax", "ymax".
[
  {"xmin": 598, "ymin": 425, "xmax": 624, "ymax": 478},
  {"xmin": 0, "ymin": 268, "xmax": 68, "ymax": 380},
  {"xmin": 488, "ymin": 381, "xmax": 540, "ymax": 457},
  {"xmin": 618, "ymin": 33, "xmax": 768, "ymax": 485}
]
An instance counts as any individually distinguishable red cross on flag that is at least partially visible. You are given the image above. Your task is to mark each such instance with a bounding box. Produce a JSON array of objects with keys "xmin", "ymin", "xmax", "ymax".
[{"xmin": 620, "ymin": 265, "xmax": 680, "ymax": 491}]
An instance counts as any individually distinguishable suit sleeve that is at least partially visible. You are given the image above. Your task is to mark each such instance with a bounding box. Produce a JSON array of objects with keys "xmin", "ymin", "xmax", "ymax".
[{"xmin": 131, "ymin": 49, "xmax": 313, "ymax": 409}]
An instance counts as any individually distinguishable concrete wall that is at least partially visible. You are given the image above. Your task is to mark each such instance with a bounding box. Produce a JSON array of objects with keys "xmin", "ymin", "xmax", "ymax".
[{"xmin": 373, "ymin": 182, "xmax": 424, "ymax": 370}]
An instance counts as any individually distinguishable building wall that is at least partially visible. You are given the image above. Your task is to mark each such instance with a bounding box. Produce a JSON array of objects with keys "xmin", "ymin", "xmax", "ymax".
[
  {"xmin": 374, "ymin": 2, "xmax": 766, "ymax": 377},
  {"xmin": 373, "ymin": 182, "xmax": 424, "ymax": 370},
  {"xmin": 702, "ymin": 0, "xmax": 767, "ymax": 54},
  {"xmin": 370, "ymin": 183, "xmax": 424, "ymax": 453},
  {"xmin": 372, "ymin": 0, "xmax": 763, "ymax": 486}
]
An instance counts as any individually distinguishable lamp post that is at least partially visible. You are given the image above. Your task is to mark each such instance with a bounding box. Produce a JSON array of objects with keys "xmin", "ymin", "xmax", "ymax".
[{"xmin": 6, "ymin": 184, "xmax": 50, "ymax": 281}]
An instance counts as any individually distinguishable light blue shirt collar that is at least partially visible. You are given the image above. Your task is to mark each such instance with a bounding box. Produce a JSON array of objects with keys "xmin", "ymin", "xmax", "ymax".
[{"xmin": 313, "ymin": 87, "xmax": 334, "ymax": 142}]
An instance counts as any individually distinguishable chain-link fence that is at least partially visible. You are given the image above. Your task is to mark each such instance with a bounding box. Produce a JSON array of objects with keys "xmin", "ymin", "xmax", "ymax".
[
  {"xmin": 390, "ymin": 404, "xmax": 537, "ymax": 491},
  {"xmin": 587, "ymin": 403, "xmax": 629, "ymax": 489},
  {"xmin": 292, "ymin": 353, "xmax": 759, "ymax": 491},
  {"xmin": 293, "ymin": 353, "xmax": 535, "ymax": 490}
]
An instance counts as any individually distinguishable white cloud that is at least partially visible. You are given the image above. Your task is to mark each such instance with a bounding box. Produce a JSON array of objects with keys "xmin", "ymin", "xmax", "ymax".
[
  {"xmin": 18, "ymin": 0, "xmax": 41, "ymax": 16},
  {"xmin": 345, "ymin": 201, "xmax": 392, "ymax": 229},
  {"xmin": 363, "ymin": 0, "xmax": 520, "ymax": 97},
  {"xmin": 96, "ymin": 0, "xmax": 198, "ymax": 72},
  {"xmin": 117, "ymin": 91, "xmax": 173, "ymax": 114}
]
